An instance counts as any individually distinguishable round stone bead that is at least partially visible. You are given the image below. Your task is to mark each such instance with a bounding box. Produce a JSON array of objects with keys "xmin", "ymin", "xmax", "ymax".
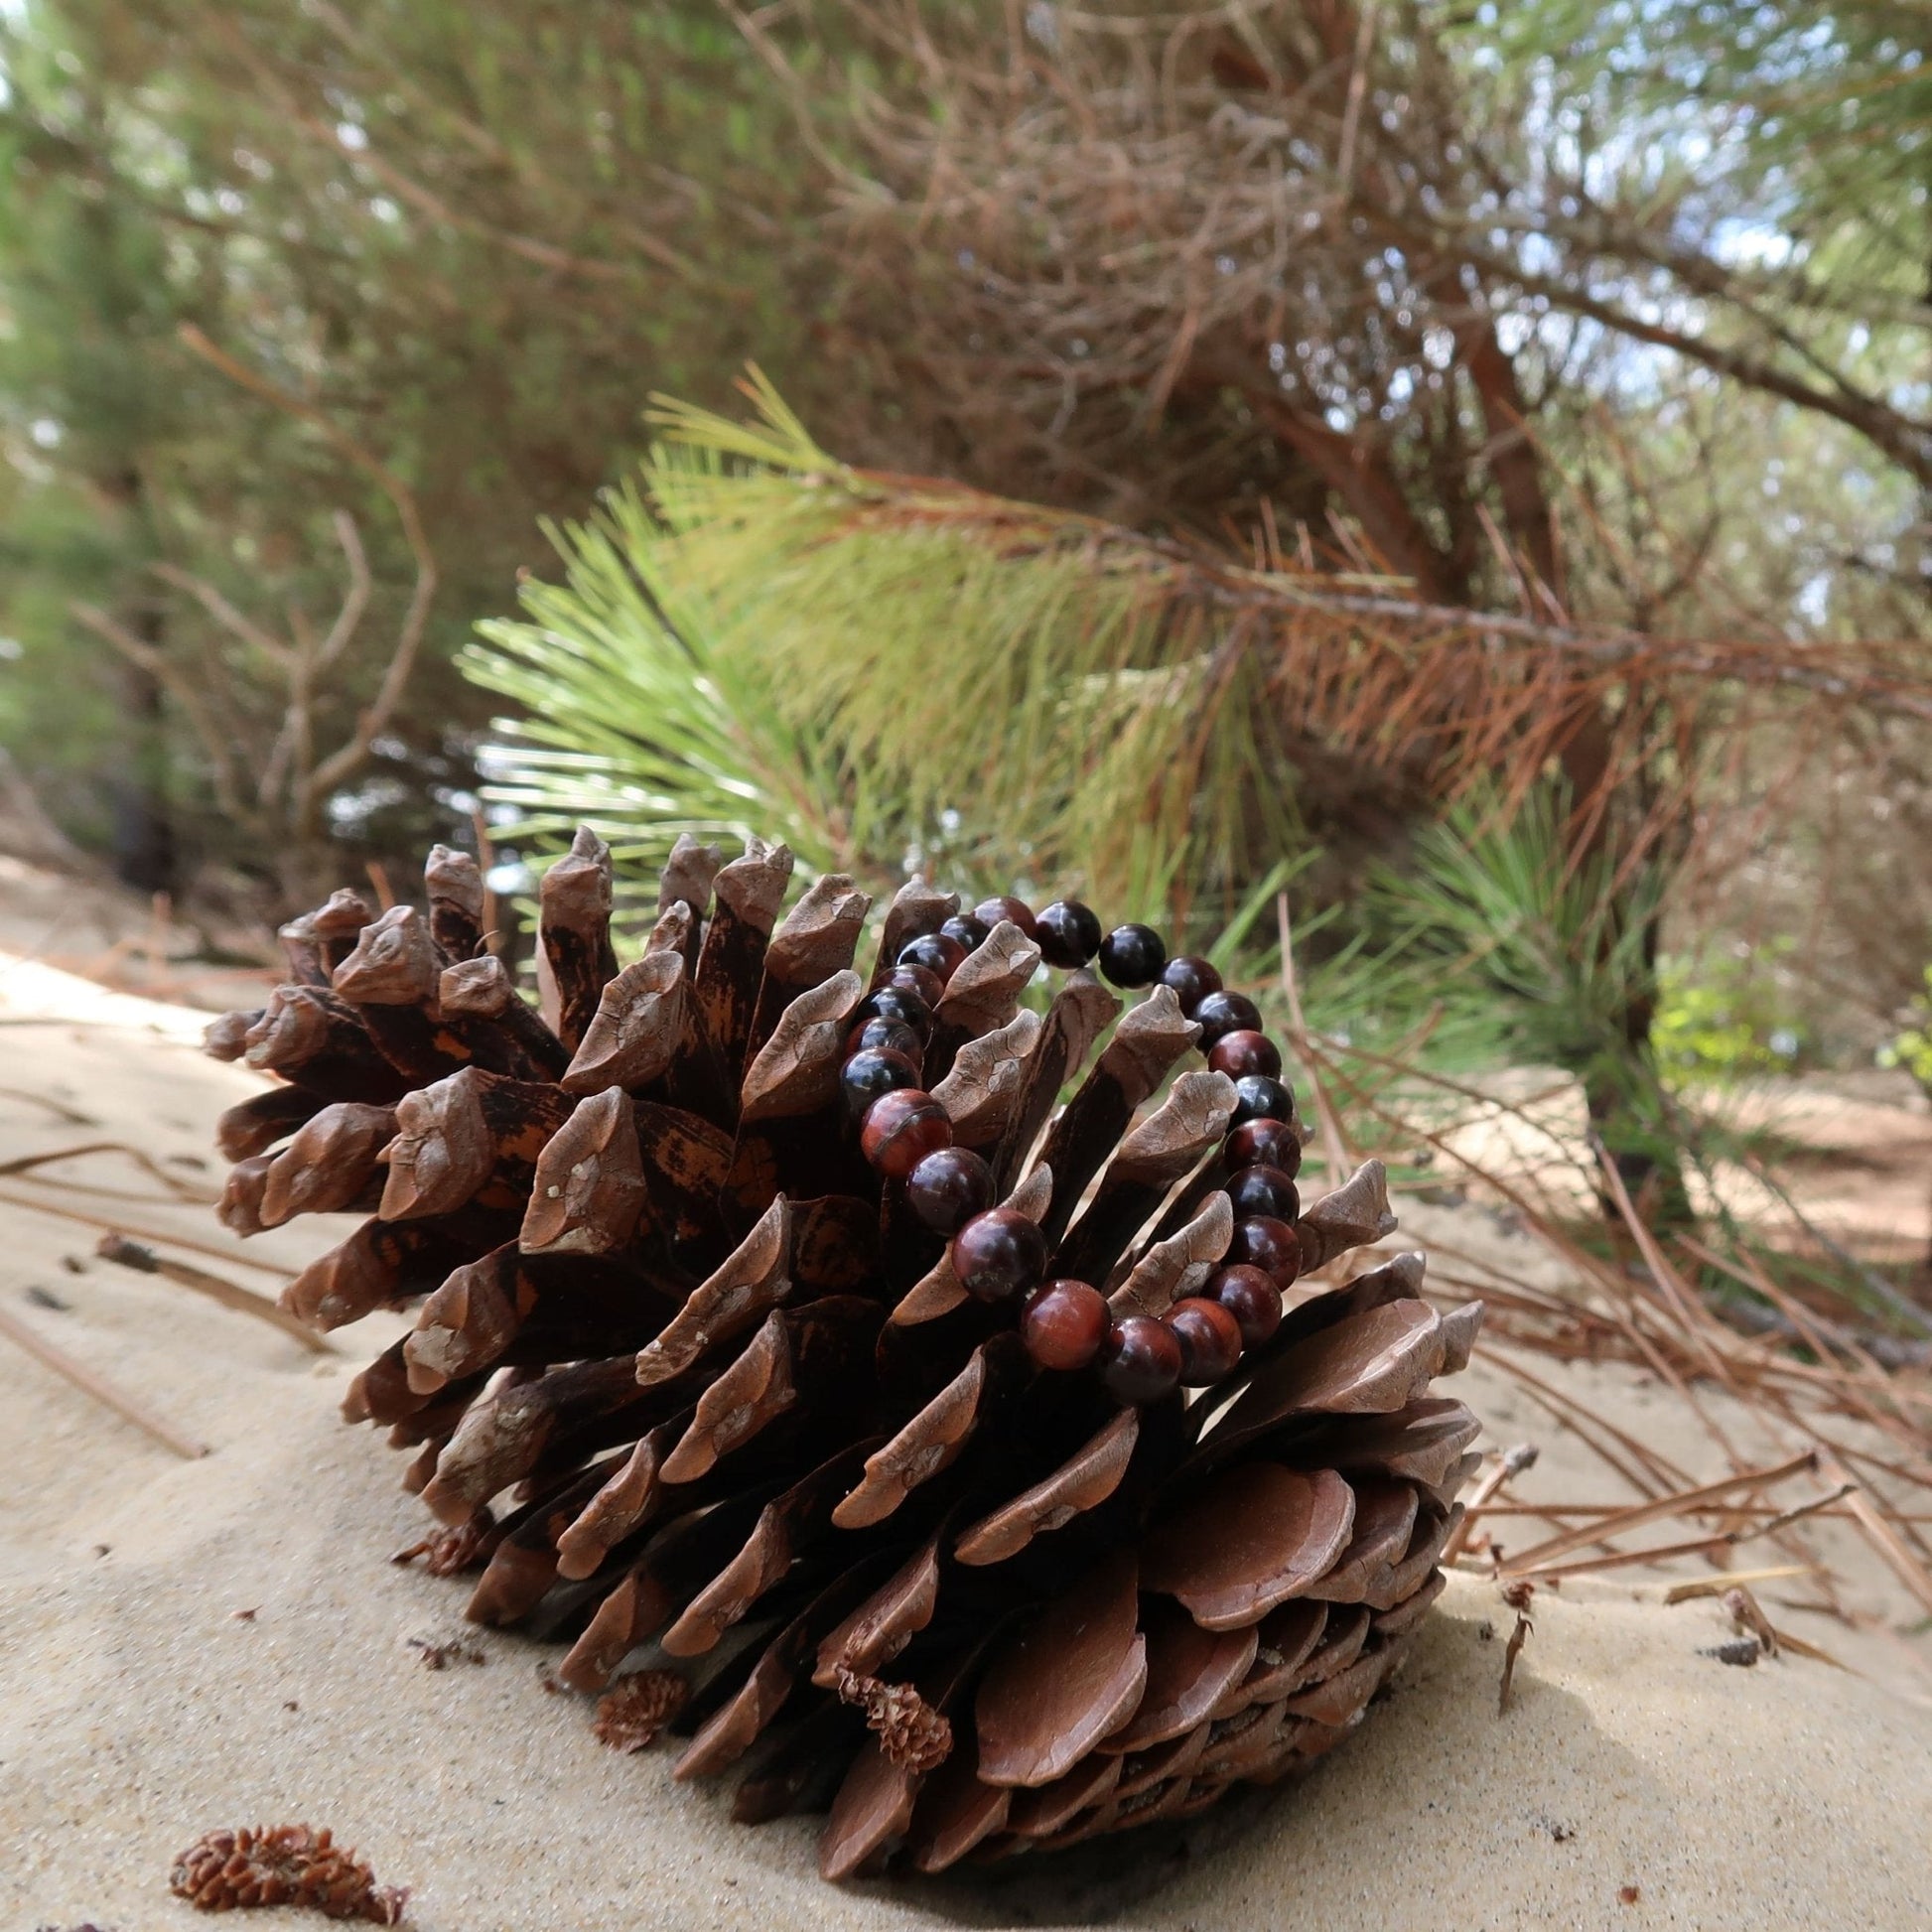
[
  {"xmin": 1192, "ymin": 990, "xmax": 1263, "ymax": 1047},
  {"xmin": 1167, "ymin": 1296, "xmax": 1244, "ymax": 1385},
  {"xmin": 1035, "ymin": 898, "xmax": 1103, "ymax": 969},
  {"xmin": 1225, "ymin": 1213, "xmax": 1303, "ymax": 1289},
  {"xmin": 1020, "ymin": 1279, "xmax": 1110, "ymax": 1372},
  {"xmin": 845, "ymin": 1015, "xmax": 923, "ymax": 1064},
  {"xmin": 898, "ymin": 932, "xmax": 968, "ymax": 984},
  {"xmin": 974, "ymin": 896, "xmax": 1037, "ymax": 940},
  {"xmin": 857, "ymin": 985, "xmax": 933, "ymax": 1037},
  {"xmin": 1225, "ymin": 1164, "xmax": 1300, "ymax": 1224},
  {"xmin": 1097, "ymin": 923, "xmax": 1166, "ymax": 989},
  {"xmin": 860, "ymin": 1089, "xmax": 952, "ymax": 1179},
  {"xmin": 905, "ymin": 1146, "xmax": 996, "ymax": 1235},
  {"xmin": 1205, "ymin": 1264, "xmax": 1285, "ymax": 1347},
  {"xmin": 1159, "ymin": 954, "xmax": 1222, "ymax": 1016},
  {"xmin": 1098, "ymin": 1314, "xmax": 1183, "ymax": 1404},
  {"xmin": 886, "ymin": 963, "xmax": 946, "ymax": 1018},
  {"xmin": 1224, "ymin": 1116, "xmax": 1303, "ymax": 1176},
  {"xmin": 1207, "ymin": 1029, "xmax": 1282, "ymax": 1081},
  {"xmin": 1229, "ymin": 1074, "xmax": 1295, "ymax": 1129},
  {"xmin": 940, "ymin": 912, "xmax": 991, "ymax": 954},
  {"xmin": 951, "ymin": 1207, "xmax": 1049, "ymax": 1305},
  {"xmin": 839, "ymin": 1046, "xmax": 921, "ymax": 1125}
]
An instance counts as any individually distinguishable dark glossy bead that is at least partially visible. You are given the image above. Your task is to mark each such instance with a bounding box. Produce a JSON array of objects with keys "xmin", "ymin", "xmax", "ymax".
[
  {"xmin": 1224, "ymin": 1116, "xmax": 1303, "ymax": 1176},
  {"xmin": 1159, "ymin": 953, "xmax": 1222, "ymax": 1015},
  {"xmin": 951, "ymin": 1207, "xmax": 1049, "ymax": 1304},
  {"xmin": 940, "ymin": 912, "xmax": 992, "ymax": 954},
  {"xmin": 1225, "ymin": 1164, "xmax": 1301, "ymax": 1223},
  {"xmin": 1193, "ymin": 990, "xmax": 1263, "ymax": 1047},
  {"xmin": 857, "ymin": 985, "xmax": 933, "ymax": 1036},
  {"xmin": 1035, "ymin": 898, "xmax": 1103, "ymax": 969},
  {"xmin": 839, "ymin": 1046, "xmax": 920, "ymax": 1124},
  {"xmin": 974, "ymin": 896, "xmax": 1037, "ymax": 939},
  {"xmin": 1021, "ymin": 1279, "xmax": 1109, "ymax": 1372},
  {"xmin": 845, "ymin": 1016, "xmax": 924, "ymax": 1063},
  {"xmin": 1097, "ymin": 922, "xmax": 1166, "ymax": 989},
  {"xmin": 1205, "ymin": 1264, "xmax": 1285, "ymax": 1347},
  {"xmin": 1098, "ymin": 1314, "xmax": 1183, "ymax": 1404},
  {"xmin": 861, "ymin": 1089, "xmax": 952, "ymax": 1179},
  {"xmin": 898, "ymin": 931, "xmax": 968, "ymax": 984},
  {"xmin": 1207, "ymin": 1028, "xmax": 1282, "ymax": 1080},
  {"xmin": 1167, "ymin": 1296, "xmax": 1244, "ymax": 1385},
  {"xmin": 906, "ymin": 1146, "xmax": 996, "ymax": 1234},
  {"xmin": 1225, "ymin": 1213, "xmax": 1303, "ymax": 1289},
  {"xmin": 886, "ymin": 962, "xmax": 946, "ymax": 1014},
  {"xmin": 1229, "ymin": 1074, "xmax": 1295, "ymax": 1129}
]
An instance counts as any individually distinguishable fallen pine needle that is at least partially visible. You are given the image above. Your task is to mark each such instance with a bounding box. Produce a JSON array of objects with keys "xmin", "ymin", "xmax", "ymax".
[
  {"xmin": 1664, "ymin": 1567, "xmax": 1821, "ymax": 1603},
  {"xmin": 1499, "ymin": 1579, "xmax": 1534, "ymax": 1715},
  {"xmin": 0, "ymin": 1299, "xmax": 208, "ymax": 1457},
  {"xmin": 95, "ymin": 1232, "xmax": 329, "ymax": 1353}
]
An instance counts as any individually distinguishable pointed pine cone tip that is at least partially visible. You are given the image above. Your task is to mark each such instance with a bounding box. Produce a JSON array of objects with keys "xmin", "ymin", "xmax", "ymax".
[
  {"xmin": 562, "ymin": 951, "xmax": 688, "ymax": 1095},
  {"xmin": 953, "ymin": 1404, "xmax": 1140, "ymax": 1566},
  {"xmin": 928, "ymin": 1007, "xmax": 1041, "ymax": 1144},
  {"xmin": 658, "ymin": 1307, "xmax": 795, "ymax": 1483},
  {"xmin": 260, "ymin": 1100, "xmax": 396, "ymax": 1223},
  {"xmin": 542, "ymin": 826, "xmax": 614, "ymax": 920},
  {"xmin": 635, "ymin": 1194, "xmax": 791, "ymax": 1387},
  {"xmin": 311, "ymin": 888, "xmax": 375, "ymax": 939},
  {"xmin": 766, "ymin": 875, "xmax": 873, "ymax": 982},
  {"xmin": 1099, "ymin": 983, "xmax": 1199, "ymax": 1095},
  {"xmin": 741, "ymin": 970, "xmax": 865, "ymax": 1122},
  {"xmin": 425, "ymin": 843, "xmax": 485, "ymax": 919},
  {"xmin": 378, "ymin": 1066, "xmax": 492, "ymax": 1220},
  {"xmin": 936, "ymin": 921, "xmax": 1041, "ymax": 1033},
  {"xmin": 1108, "ymin": 1069, "xmax": 1238, "ymax": 1184},
  {"xmin": 714, "ymin": 836, "xmax": 794, "ymax": 931},
  {"xmin": 1295, "ymin": 1159, "xmax": 1397, "ymax": 1272},
  {"xmin": 1110, "ymin": 1191, "xmax": 1232, "ymax": 1318},
  {"xmin": 815, "ymin": 1538, "xmax": 941, "ymax": 1688},
  {"xmin": 333, "ymin": 904, "xmax": 441, "ymax": 1007},
  {"xmin": 520, "ymin": 1086, "xmax": 647, "ymax": 1256},
  {"xmin": 438, "ymin": 953, "xmax": 512, "ymax": 1017},
  {"xmin": 659, "ymin": 833, "xmax": 724, "ymax": 913}
]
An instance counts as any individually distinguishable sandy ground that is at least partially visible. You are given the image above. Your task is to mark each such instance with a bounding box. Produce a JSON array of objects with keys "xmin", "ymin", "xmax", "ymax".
[{"xmin": 2, "ymin": 954, "xmax": 1930, "ymax": 1931}]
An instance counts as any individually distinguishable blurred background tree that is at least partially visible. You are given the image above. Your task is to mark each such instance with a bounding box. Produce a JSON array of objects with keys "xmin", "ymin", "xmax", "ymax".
[{"xmin": 0, "ymin": 0, "xmax": 1927, "ymax": 1166}]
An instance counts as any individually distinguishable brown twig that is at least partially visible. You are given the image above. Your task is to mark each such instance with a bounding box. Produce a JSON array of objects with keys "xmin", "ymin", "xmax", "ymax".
[{"xmin": 94, "ymin": 1233, "xmax": 330, "ymax": 1353}]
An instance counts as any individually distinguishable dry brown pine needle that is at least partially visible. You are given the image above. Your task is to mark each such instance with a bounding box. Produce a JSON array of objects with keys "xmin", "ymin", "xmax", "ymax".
[
  {"xmin": 1499, "ymin": 1580, "xmax": 1535, "ymax": 1716},
  {"xmin": 593, "ymin": 1670, "xmax": 690, "ymax": 1752},
  {"xmin": 170, "ymin": 1825, "xmax": 407, "ymax": 1923},
  {"xmin": 836, "ymin": 1669, "xmax": 955, "ymax": 1772}
]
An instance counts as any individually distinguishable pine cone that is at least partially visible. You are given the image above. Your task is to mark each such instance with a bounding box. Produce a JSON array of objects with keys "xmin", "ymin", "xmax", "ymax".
[
  {"xmin": 169, "ymin": 1825, "xmax": 406, "ymax": 1923},
  {"xmin": 209, "ymin": 831, "xmax": 1483, "ymax": 1881}
]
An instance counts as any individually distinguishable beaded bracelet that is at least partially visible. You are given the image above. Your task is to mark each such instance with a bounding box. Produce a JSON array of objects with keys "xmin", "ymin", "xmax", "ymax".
[{"xmin": 837, "ymin": 894, "xmax": 1305, "ymax": 1408}]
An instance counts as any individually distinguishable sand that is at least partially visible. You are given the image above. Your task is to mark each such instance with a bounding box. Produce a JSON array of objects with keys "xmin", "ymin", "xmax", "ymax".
[{"xmin": 3, "ymin": 952, "xmax": 1929, "ymax": 1931}]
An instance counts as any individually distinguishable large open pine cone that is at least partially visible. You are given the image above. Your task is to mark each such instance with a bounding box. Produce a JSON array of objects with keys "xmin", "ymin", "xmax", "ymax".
[{"xmin": 207, "ymin": 830, "xmax": 1481, "ymax": 1878}]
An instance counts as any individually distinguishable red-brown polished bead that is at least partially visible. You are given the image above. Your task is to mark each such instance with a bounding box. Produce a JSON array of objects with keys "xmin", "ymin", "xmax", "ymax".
[
  {"xmin": 887, "ymin": 962, "xmax": 947, "ymax": 1012},
  {"xmin": 861, "ymin": 1089, "xmax": 952, "ymax": 1179},
  {"xmin": 1225, "ymin": 1164, "xmax": 1300, "ymax": 1223},
  {"xmin": 1224, "ymin": 1116, "xmax": 1303, "ymax": 1177},
  {"xmin": 905, "ymin": 1145, "xmax": 996, "ymax": 1234},
  {"xmin": 952, "ymin": 1207, "xmax": 1049, "ymax": 1304},
  {"xmin": 1225, "ymin": 1214, "xmax": 1303, "ymax": 1288},
  {"xmin": 1021, "ymin": 1279, "xmax": 1109, "ymax": 1372},
  {"xmin": 1098, "ymin": 1314, "xmax": 1183, "ymax": 1404},
  {"xmin": 1207, "ymin": 1029, "xmax": 1282, "ymax": 1080},
  {"xmin": 1205, "ymin": 1264, "xmax": 1284, "ymax": 1347},
  {"xmin": 974, "ymin": 896, "xmax": 1037, "ymax": 940},
  {"xmin": 898, "ymin": 931, "xmax": 969, "ymax": 983},
  {"xmin": 1159, "ymin": 954, "xmax": 1222, "ymax": 1016},
  {"xmin": 845, "ymin": 1015, "xmax": 924, "ymax": 1063},
  {"xmin": 1167, "ymin": 1296, "xmax": 1244, "ymax": 1385}
]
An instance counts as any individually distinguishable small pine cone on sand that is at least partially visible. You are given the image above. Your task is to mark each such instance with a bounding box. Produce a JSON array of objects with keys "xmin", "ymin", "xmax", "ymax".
[{"xmin": 169, "ymin": 1825, "xmax": 406, "ymax": 1922}]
